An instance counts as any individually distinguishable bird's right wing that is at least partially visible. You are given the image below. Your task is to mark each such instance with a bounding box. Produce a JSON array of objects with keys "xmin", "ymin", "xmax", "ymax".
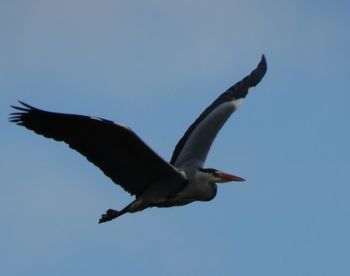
[
  {"xmin": 10, "ymin": 102, "xmax": 186, "ymax": 197},
  {"xmin": 171, "ymin": 55, "xmax": 267, "ymax": 169}
]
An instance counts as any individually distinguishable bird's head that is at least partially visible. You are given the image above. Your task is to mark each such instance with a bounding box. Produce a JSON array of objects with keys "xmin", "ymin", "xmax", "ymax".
[{"xmin": 198, "ymin": 168, "xmax": 245, "ymax": 183}]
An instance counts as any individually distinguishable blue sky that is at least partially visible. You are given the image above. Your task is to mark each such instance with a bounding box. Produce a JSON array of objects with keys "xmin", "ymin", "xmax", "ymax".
[{"xmin": 1, "ymin": 1, "xmax": 349, "ymax": 275}]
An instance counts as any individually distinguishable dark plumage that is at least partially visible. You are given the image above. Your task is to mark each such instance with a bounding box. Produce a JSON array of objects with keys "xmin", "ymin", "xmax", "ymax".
[
  {"xmin": 10, "ymin": 55, "xmax": 267, "ymax": 223},
  {"xmin": 170, "ymin": 55, "xmax": 266, "ymax": 165}
]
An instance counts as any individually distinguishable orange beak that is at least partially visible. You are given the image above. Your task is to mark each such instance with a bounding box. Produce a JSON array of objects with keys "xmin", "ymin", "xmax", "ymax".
[{"xmin": 216, "ymin": 172, "xmax": 245, "ymax": 182}]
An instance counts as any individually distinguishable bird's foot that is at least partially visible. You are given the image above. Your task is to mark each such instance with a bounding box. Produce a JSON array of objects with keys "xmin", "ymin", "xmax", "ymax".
[{"xmin": 99, "ymin": 209, "xmax": 121, "ymax": 224}]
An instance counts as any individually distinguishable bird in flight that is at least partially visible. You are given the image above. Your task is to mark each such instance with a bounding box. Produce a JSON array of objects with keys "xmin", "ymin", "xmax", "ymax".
[{"xmin": 10, "ymin": 55, "xmax": 267, "ymax": 223}]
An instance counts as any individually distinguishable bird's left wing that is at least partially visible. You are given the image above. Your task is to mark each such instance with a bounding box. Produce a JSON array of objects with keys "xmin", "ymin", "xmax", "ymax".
[
  {"xmin": 10, "ymin": 102, "xmax": 186, "ymax": 197},
  {"xmin": 170, "ymin": 55, "xmax": 267, "ymax": 169}
]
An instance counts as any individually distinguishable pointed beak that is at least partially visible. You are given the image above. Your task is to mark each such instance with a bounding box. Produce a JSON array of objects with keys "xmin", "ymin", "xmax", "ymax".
[{"xmin": 216, "ymin": 172, "xmax": 245, "ymax": 182}]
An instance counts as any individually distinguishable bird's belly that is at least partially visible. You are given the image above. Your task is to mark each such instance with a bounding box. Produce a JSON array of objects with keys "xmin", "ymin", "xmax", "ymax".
[
  {"xmin": 153, "ymin": 184, "xmax": 215, "ymax": 208},
  {"xmin": 175, "ymin": 183, "xmax": 216, "ymax": 202},
  {"xmin": 149, "ymin": 180, "xmax": 216, "ymax": 208}
]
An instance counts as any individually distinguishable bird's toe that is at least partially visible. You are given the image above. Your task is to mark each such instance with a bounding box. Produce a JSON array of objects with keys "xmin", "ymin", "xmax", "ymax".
[{"xmin": 98, "ymin": 209, "xmax": 120, "ymax": 224}]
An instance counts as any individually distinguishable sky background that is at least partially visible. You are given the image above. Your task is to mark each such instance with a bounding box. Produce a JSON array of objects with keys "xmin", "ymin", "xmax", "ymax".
[{"xmin": 1, "ymin": 1, "xmax": 349, "ymax": 275}]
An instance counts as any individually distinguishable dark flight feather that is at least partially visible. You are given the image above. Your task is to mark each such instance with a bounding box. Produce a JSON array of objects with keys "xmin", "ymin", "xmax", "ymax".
[
  {"xmin": 10, "ymin": 102, "xmax": 185, "ymax": 197},
  {"xmin": 170, "ymin": 55, "xmax": 267, "ymax": 165}
]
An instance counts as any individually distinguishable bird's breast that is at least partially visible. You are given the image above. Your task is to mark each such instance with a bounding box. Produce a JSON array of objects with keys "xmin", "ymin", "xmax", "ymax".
[{"xmin": 177, "ymin": 180, "xmax": 217, "ymax": 202}]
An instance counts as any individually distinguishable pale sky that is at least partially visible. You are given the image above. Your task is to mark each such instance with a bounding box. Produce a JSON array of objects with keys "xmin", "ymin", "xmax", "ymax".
[{"xmin": 1, "ymin": 1, "xmax": 350, "ymax": 275}]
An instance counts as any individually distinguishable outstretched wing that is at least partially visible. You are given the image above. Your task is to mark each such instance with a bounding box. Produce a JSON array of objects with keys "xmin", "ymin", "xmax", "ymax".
[
  {"xmin": 10, "ymin": 102, "xmax": 185, "ymax": 197},
  {"xmin": 170, "ymin": 55, "xmax": 267, "ymax": 169}
]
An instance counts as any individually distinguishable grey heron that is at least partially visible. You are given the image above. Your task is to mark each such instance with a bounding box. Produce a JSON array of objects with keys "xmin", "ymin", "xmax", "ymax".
[{"xmin": 9, "ymin": 55, "xmax": 267, "ymax": 223}]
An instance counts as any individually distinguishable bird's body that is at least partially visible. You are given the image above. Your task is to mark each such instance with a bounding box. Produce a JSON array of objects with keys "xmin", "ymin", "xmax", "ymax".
[{"xmin": 9, "ymin": 55, "xmax": 267, "ymax": 223}]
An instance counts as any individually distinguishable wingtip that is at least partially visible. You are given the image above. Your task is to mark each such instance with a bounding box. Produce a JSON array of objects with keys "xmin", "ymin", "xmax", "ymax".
[
  {"xmin": 258, "ymin": 54, "xmax": 267, "ymax": 75},
  {"xmin": 9, "ymin": 101, "xmax": 36, "ymax": 125},
  {"xmin": 245, "ymin": 54, "xmax": 267, "ymax": 88},
  {"xmin": 10, "ymin": 101, "xmax": 39, "ymax": 114},
  {"xmin": 17, "ymin": 100, "xmax": 35, "ymax": 109},
  {"xmin": 260, "ymin": 54, "xmax": 267, "ymax": 72}
]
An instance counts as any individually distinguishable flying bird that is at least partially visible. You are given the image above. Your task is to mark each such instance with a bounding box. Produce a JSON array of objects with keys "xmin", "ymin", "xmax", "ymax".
[{"xmin": 9, "ymin": 55, "xmax": 267, "ymax": 223}]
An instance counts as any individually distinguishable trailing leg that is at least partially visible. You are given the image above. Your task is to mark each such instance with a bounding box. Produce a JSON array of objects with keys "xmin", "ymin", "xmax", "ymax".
[{"xmin": 98, "ymin": 198, "xmax": 149, "ymax": 224}]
